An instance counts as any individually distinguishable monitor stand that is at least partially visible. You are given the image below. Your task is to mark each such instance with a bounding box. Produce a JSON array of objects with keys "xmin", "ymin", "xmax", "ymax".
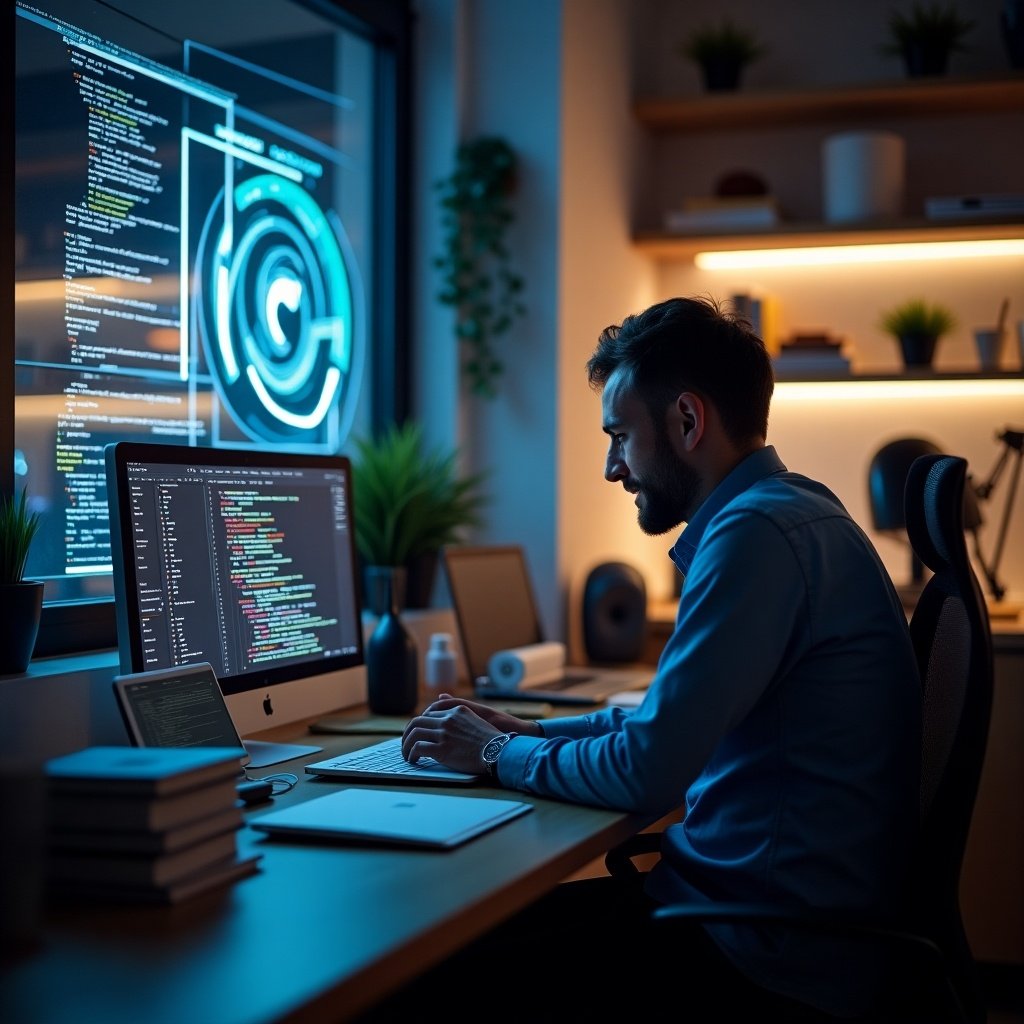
[{"xmin": 243, "ymin": 740, "xmax": 323, "ymax": 769}]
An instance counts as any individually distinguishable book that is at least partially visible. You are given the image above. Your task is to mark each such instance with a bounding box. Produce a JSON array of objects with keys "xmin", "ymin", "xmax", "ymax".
[
  {"xmin": 46, "ymin": 778, "xmax": 240, "ymax": 833},
  {"xmin": 773, "ymin": 355, "xmax": 851, "ymax": 376},
  {"xmin": 45, "ymin": 746, "xmax": 244, "ymax": 797},
  {"xmin": 46, "ymin": 806, "xmax": 244, "ymax": 855},
  {"xmin": 47, "ymin": 830, "xmax": 239, "ymax": 887},
  {"xmin": 925, "ymin": 193, "xmax": 1024, "ymax": 220},
  {"xmin": 664, "ymin": 195, "xmax": 781, "ymax": 231},
  {"xmin": 49, "ymin": 853, "xmax": 263, "ymax": 906},
  {"xmin": 250, "ymin": 787, "xmax": 534, "ymax": 849}
]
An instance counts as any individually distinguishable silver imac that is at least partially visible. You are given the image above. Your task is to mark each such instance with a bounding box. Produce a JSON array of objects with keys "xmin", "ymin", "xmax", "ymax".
[{"xmin": 105, "ymin": 442, "xmax": 366, "ymax": 737}]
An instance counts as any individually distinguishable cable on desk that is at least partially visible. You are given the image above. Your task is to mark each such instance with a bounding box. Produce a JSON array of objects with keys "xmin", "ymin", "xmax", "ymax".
[{"xmin": 245, "ymin": 771, "xmax": 298, "ymax": 795}]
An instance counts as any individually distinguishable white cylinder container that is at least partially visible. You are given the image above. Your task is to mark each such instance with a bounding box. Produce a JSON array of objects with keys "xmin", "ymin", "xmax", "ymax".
[
  {"xmin": 822, "ymin": 131, "xmax": 905, "ymax": 224},
  {"xmin": 425, "ymin": 632, "xmax": 458, "ymax": 691}
]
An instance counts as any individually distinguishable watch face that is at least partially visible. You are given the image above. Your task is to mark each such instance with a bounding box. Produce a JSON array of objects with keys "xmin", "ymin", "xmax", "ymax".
[{"xmin": 482, "ymin": 736, "xmax": 504, "ymax": 763}]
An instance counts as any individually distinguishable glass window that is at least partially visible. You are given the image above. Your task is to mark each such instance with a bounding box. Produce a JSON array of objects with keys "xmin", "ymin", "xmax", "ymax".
[{"xmin": 9, "ymin": 0, "xmax": 410, "ymax": 655}]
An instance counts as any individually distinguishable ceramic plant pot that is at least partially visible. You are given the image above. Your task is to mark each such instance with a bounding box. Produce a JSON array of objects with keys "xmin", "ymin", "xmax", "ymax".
[{"xmin": 0, "ymin": 581, "xmax": 44, "ymax": 675}]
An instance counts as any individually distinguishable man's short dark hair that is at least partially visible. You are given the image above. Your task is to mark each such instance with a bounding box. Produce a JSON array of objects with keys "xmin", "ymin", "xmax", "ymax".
[{"xmin": 586, "ymin": 295, "xmax": 774, "ymax": 444}]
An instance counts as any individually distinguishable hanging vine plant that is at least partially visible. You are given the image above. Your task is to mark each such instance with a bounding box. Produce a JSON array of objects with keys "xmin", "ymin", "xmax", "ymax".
[{"xmin": 434, "ymin": 136, "xmax": 526, "ymax": 398}]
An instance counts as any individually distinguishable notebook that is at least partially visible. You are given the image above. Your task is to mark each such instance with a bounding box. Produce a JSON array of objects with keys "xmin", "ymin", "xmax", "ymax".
[
  {"xmin": 250, "ymin": 787, "xmax": 533, "ymax": 849},
  {"xmin": 442, "ymin": 544, "xmax": 652, "ymax": 705},
  {"xmin": 113, "ymin": 663, "xmax": 323, "ymax": 770},
  {"xmin": 303, "ymin": 737, "xmax": 481, "ymax": 785}
]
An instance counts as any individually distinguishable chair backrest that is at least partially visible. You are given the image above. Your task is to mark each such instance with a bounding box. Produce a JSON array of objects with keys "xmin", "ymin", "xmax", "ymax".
[{"xmin": 903, "ymin": 454, "xmax": 994, "ymax": 1022}]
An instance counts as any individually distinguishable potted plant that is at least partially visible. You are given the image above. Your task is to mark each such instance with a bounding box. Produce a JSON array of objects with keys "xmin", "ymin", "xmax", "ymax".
[
  {"xmin": 678, "ymin": 18, "xmax": 766, "ymax": 92},
  {"xmin": 434, "ymin": 136, "xmax": 526, "ymax": 399},
  {"xmin": 0, "ymin": 488, "xmax": 44, "ymax": 674},
  {"xmin": 882, "ymin": 1, "xmax": 975, "ymax": 76},
  {"xmin": 350, "ymin": 421, "xmax": 488, "ymax": 612},
  {"xmin": 879, "ymin": 298, "xmax": 957, "ymax": 368}
]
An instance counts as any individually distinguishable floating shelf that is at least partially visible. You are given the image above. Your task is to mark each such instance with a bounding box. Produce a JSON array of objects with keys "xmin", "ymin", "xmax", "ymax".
[
  {"xmin": 634, "ymin": 74, "xmax": 1024, "ymax": 132},
  {"xmin": 633, "ymin": 217, "xmax": 1024, "ymax": 257}
]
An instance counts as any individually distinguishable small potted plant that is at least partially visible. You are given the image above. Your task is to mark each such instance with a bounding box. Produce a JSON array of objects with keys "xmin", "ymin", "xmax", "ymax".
[
  {"xmin": 678, "ymin": 18, "xmax": 767, "ymax": 92},
  {"xmin": 879, "ymin": 298, "xmax": 957, "ymax": 368},
  {"xmin": 350, "ymin": 421, "xmax": 488, "ymax": 612},
  {"xmin": 0, "ymin": 487, "xmax": 44, "ymax": 674},
  {"xmin": 883, "ymin": 1, "xmax": 975, "ymax": 76}
]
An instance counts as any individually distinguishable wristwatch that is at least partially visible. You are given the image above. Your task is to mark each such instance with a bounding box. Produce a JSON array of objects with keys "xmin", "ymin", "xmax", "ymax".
[{"xmin": 480, "ymin": 732, "xmax": 517, "ymax": 776}]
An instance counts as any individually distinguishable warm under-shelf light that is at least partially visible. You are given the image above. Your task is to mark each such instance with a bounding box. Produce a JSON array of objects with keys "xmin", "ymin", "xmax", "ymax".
[
  {"xmin": 695, "ymin": 238, "xmax": 1024, "ymax": 270},
  {"xmin": 775, "ymin": 379, "xmax": 1024, "ymax": 401}
]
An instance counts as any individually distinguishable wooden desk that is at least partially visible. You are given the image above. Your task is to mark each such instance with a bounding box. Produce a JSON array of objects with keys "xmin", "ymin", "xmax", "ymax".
[{"xmin": 1, "ymin": 718, "xmax": 657, "ymax": 1024}]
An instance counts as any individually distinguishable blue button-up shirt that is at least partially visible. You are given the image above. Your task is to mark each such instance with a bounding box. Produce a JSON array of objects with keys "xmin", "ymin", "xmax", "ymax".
[{"xmin": 498, "ymin": 446, "xmax": 921, "ymax": 1014}]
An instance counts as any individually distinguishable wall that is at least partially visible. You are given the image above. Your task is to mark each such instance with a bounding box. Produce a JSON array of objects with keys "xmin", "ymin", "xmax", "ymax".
[
  {"xmin": 413, "ymin": 0, "xmax": 565, "ymax": 637},
  {"xmin": 416, "ymin": 0, "xmax": 1023, "ymax": 647}
]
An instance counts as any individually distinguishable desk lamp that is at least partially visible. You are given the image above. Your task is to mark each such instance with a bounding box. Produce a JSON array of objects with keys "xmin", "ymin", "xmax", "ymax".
[
  {"xmin": 966, "ymin": 426, "xmax": 1024, "ymax": 610},
  {"xmin": 867, "ymin": 437, "xmax": 977, "ymax": 607}
]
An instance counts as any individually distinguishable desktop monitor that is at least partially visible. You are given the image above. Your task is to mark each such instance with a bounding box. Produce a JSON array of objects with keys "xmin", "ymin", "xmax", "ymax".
[{"xmin": 105, "ymin": 441, "xmax": 365, "ymax": 735}]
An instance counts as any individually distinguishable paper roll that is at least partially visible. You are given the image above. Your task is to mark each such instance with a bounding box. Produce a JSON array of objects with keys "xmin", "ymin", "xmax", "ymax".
[{"xmin": 486, "ymin": 642, "xmax": 566, "ymax": 691}]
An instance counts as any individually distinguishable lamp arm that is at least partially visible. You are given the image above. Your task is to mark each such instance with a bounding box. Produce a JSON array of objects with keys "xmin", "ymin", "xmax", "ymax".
[
  {"xmin": 970, "ymin": 428, "xmax": 1024, "ymax": 605},
  {"xmin": 970, "ymin": 528, "xmax": 1006, "ymax": 604},
  {"xmin": 985, "ymin": 443, "xmax": 1023, "ymax": 602}
]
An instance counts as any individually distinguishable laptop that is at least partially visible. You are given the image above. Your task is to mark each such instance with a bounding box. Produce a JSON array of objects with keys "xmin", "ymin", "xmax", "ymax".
[
  {"xmin": 441, "ymin": 544, "xmax": 652, "ymax": 706},
  {"xmin": 113, "ymin": 663, "xmax": 323, "ymax": 771},
  {"xmin": 304, "ymin": 737, "xmax": 481, "ymax": 785},
  {"xmin": 251, "ymin": 787, "xmax": 532, "ymax": 848}
]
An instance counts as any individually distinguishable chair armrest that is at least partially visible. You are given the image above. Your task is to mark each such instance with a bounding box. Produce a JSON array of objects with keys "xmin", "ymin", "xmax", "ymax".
[{"xmin": 604, "ymin": 830, "xmax": 663, "ymax": 878}]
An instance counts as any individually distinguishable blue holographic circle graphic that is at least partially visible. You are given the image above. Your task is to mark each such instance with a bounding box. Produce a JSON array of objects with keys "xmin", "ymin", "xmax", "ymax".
[{"xmin": 195, "ymin": 174, "xmax": 353, "ymax": 447}]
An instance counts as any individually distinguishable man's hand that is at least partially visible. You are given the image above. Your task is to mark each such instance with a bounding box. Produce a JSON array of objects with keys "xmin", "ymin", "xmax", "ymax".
[{"xmin": 400, "ymin": 694, "xmax": 540, "ymax": 773}]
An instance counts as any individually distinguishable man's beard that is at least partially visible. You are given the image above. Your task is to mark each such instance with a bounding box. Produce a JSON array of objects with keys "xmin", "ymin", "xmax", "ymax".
[{"xmin": 634, "ymin": 430, "xmax": 701, "ymax": 536}]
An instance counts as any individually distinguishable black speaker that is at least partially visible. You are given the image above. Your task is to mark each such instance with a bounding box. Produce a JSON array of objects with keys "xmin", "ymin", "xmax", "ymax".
[{"xmin": 582, "ymin": 562, "xmax": 647, "ymax": 665}]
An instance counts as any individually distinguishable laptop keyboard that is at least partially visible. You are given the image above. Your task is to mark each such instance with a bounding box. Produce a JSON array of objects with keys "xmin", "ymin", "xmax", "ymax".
[{"xmin": 323, "ymin": 740, "xmax": 448, "ymax": 776}]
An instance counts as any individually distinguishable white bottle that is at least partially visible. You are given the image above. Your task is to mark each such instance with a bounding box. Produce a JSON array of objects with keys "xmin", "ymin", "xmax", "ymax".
[{"xmin": 425, "ymin": 632, "xmax": 458, "ymax": 692}]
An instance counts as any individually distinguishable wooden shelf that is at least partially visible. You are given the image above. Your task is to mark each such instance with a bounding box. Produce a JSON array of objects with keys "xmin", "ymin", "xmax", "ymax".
[
  {"xmin": 633, "ymin": 217, "xmax": 1024, "ymax": 258},
  {"xmin": 773, "ymin": 370, "xmax": 1024, "ymax": 383},
  {"xmin": 634, "ymin": 73, "xmax": 1024, "ymax": 132}
]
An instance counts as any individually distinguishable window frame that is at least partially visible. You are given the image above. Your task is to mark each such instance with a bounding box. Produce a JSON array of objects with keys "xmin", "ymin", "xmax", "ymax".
[{"xmin": 2, "ymin": 0, "xmax": 413, "ymax": 658}]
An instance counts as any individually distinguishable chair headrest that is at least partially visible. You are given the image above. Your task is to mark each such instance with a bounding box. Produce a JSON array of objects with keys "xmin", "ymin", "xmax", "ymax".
[{"xmin": 904, "ymin": 454, "xmax": 968, "ymax": 576}]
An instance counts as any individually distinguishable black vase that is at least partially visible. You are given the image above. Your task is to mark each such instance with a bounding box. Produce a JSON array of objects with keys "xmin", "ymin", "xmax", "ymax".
[
  {"xmin": 0, "ymin": 581, "xmax": 44, "ymax": 675},
  {"xmin": 365, "ymin": 570, "xmax": 418, "ymax": 715}
]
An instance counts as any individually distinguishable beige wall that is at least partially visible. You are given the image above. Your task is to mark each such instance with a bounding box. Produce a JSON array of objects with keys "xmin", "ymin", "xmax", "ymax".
[{"xmin": 415, "ymin": 0, "xmax": 1024, "ymax": 654}]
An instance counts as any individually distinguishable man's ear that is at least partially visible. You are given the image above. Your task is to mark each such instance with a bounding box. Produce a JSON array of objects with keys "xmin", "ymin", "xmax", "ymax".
[
  {"xmin": 671, "ymin": 389, "xmax": 704, "ymax": 450},
  {"xmin": 669, "ymin": 392, "xmax": 705, "ymax": 452}
]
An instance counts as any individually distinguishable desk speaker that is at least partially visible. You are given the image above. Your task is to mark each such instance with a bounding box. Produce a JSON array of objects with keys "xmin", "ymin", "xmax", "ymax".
[{"xmin": 582, "ymin": 562, "xmax": 647, "ymax": 664}]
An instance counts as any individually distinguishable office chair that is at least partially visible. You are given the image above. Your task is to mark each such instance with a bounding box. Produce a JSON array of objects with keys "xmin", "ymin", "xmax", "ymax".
[{"xmin": 605, "ymin": 454, "xmax": 995, "ymax": 1023}]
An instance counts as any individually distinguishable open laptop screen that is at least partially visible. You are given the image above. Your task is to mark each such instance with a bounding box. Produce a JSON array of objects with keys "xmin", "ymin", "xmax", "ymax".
[{"xmin": 441, "ymin": 545, "xmax": 546, "ymax": 682}]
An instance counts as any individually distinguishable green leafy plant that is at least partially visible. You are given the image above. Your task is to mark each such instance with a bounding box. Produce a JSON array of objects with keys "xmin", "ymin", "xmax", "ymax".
[
  {"xmin": 883, "ymin": 2, "xmax": 974, "ymax": 70},
  {"xmin": 350, "ymin": 421, "xmax": 488, "ymax": 567},
  {"xmin": 0, "ymin": 488, "xmax": 42, "ymax": 585},
  {"xmin": 434, "ymin": 136, "xmax": 526, "ymax": 399},
  {"xmin": 879, "ymin": 298, "xmax": 957, "ymax": 338},
  {"xmin": 679, "ymin": 18, "xmax": 766, "ymax": 66}
]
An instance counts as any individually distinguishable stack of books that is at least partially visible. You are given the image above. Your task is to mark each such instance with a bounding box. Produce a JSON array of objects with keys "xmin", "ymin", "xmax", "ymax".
[
  {"xmin": 664, "ymin": 195, "xmax": 781, "ymax": 232},
  {"xmin": 772, "ymin": 333, "xmax": 851, "ymax": 377},
  {"xmin": 44, "ymin": 746, "xmax": 261, "ymax": 904}
]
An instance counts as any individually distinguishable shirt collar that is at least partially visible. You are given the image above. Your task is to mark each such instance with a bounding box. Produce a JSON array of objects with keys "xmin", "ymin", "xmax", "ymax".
[{"xmin": 670, "ymin": 446, "xmax": 787, "ymax": 576}]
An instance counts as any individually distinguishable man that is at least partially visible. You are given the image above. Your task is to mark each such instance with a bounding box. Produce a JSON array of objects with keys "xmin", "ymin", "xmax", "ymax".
[{"xmin": 396, "ymin": 296, "xmax": 921, "ymax": 1021}]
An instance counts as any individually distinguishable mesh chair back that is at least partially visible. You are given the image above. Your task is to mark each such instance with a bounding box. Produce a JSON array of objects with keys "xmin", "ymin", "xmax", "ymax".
[{"xmin": 903, "ymin": 454, "xmax": 994, "ymax": 1023}]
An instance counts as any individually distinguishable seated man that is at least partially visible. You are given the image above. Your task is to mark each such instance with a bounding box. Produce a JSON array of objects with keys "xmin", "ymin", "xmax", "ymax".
[{"xmin": 396, "ymin": 295, "xmax": 921, "ymax": 1021}]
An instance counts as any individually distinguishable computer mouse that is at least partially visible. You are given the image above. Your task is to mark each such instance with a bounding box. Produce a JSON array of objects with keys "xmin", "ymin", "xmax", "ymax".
[{"xmin": 236, "ymin": 779, "xmax": 274, "ymax": 805}]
